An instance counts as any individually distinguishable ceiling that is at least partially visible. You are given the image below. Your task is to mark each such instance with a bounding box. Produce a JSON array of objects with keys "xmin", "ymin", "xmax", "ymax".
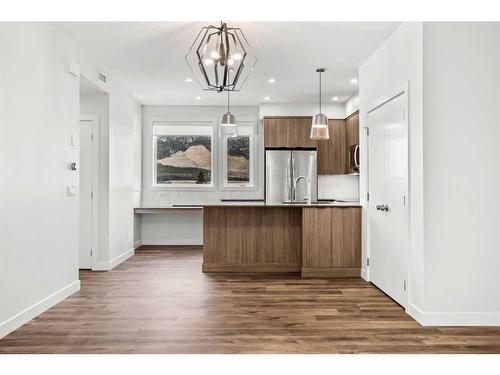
[{"xmin": 57, "ymin": 22, "xmax": 400, "ymax": 106}]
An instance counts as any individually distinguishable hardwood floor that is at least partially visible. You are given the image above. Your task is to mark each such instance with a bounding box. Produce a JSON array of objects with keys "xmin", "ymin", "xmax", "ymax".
[{"xmin": 1, "ymin": 246, "xmax": 500, "ymax": 354}]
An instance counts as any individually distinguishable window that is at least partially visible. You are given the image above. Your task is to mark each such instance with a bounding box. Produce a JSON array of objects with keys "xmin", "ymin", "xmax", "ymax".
[
  {"xmin": 153, "ymin": 123, "xmax": 215, "ymax": 187},
  {"xmin": 223, "ymin": 125, "xmax": 255, "ymax": 188}
]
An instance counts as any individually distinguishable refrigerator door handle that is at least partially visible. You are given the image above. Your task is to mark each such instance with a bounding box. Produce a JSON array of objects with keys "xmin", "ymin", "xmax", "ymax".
[
  {"xmin": 286, "ymin": 158, "xmax": 291, "ymax": 202},
  {"xmin": 291, "ymin": 158, "xmax": 296, "ymax": 201}
]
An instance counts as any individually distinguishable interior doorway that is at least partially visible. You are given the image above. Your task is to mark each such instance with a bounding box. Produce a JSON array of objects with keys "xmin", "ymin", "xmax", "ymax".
[
  {"xmin": 79, "ymin": 76, "xmax": 108, "ymax": 270},
  {"xmin": 367, "ymin": 85, "xmax": 409, "ymax": 308},
  {"xmin": 79, "ymin": 116, "xmax": 98, "ymax": 269}
]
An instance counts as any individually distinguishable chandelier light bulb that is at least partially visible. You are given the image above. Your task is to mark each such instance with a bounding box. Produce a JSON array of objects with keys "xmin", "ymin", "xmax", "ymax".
[
  {"xmin": 204, "ymin": 58, "xmax": 214, "ymax": 66},
  {"xmin": 210, "ymin": 50, "xmax": 220, "ymax": 59},
  {"xmin": 231, "ymin": 53, "xmax": 242, "ymax": 61},
  {"xmin": 227, "ymin": 58, "xmax": 234, "ymax": 66}
]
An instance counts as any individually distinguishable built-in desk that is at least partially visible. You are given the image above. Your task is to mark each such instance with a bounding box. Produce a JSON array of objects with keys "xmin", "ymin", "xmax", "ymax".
[
  {"xmin": 134, "ymin": 205, "xmax": 204, "ymax": 246},
  {"xmin": 134, "ymin": 205, "xmax": 203, "ymax": 214}
]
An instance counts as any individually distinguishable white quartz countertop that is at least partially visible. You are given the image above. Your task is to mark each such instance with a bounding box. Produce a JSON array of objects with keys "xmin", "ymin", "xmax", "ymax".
[{"xmin": 135, "ymin": 201, "xmax": 361, "ymax": 211}]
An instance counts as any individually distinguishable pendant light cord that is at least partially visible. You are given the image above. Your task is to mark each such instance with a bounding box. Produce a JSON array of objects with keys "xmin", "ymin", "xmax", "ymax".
[
  {"xmin": 319, "ymin": 71, "xmax": 322, "ymax": 114},
  {"xmin": 227, "ymin": 68, "xmax": 231, "ymax": 112}
]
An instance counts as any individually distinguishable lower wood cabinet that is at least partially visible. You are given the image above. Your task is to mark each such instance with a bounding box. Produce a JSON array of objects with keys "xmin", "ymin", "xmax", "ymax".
[{"xmin": 302, "ymin": 207, "xmax": 361, "ymax": 277}]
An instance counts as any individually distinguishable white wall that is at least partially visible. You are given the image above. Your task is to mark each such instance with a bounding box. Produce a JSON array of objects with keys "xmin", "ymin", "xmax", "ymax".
[
  {"xmin": 0, "ymin": 23, "xmax": 81, "ymax": 337},
  {"xmin": 360, "ymin": 22, "xmax": 500, "ymax": 325},
  {"xmin": 0, "ymin": 23, "xmax": 140, "ymax": 338},
  {"xmin": 421, "ymin": 22, "xmax": 500, "ymax": 322},
  {"xmin": 107, "ymin": 85, "xmax": 138, "ymax": 265},
  {"xmin": 359, "ymin": 22, "xmax": 425, "ymax": 305},
  {"xmin": 344, "ymin": 94, "xmax": 360, "ymax": 117},
  {"xmin": 259, "ymin": 102, "xmax": 346, "ymax": 119}
]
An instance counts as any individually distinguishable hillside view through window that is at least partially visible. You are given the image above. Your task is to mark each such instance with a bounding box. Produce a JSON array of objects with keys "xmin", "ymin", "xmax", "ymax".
[
  {"xmin": 227, "ymin": 136, "xmax": 250, "ymax": 183},
  {"xmin": 156, "ymin": 135, "xmax": 212, "ymax": 184}
]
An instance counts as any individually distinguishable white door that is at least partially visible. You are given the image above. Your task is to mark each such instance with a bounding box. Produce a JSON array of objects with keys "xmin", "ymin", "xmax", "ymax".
[
  {"xmin": 368, "ymin": 92, "xmax": 408, "ymax": 307},
  {"xmin": 79, "ymin": 119, "xmax": 94, "ymax": 269}
]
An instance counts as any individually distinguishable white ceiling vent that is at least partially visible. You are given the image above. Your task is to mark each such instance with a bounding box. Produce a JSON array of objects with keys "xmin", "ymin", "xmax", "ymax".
[{"xmin": 97, "ymin": 71, "xmax": 108, "ymax": 85}]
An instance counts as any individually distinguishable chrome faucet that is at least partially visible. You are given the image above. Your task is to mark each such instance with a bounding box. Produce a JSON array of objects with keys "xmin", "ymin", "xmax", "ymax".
[{"xmin": 293, "ymin": 176, "xmax": 311, "ymax": 204}]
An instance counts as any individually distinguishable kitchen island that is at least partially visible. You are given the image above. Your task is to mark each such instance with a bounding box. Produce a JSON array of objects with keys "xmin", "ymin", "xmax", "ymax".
[{"xmin": 202, "ymin": 202, "xmax": 361, "ymax": 277}]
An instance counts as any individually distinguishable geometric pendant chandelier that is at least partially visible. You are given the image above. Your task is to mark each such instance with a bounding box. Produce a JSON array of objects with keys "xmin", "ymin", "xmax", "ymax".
[{"xmin": 186, "ymin": 22, "xmax": 257, "ymax": 92}]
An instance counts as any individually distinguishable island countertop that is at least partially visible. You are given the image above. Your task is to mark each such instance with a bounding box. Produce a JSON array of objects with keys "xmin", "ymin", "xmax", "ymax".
[
  {"xmin": 135, "ymin": 200, "xmax": 361, "ymax": 212},
  {"xmin": 200, "ymin": 201, "xmax": 361, "ymax": 208}
]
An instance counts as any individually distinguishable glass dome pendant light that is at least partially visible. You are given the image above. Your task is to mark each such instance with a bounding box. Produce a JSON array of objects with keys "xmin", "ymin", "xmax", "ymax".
[
  {"xmin": 310, "ymin": 68, "xmax": 330, "ymax": 140},
  {"xmin": 221, "ymin": 86, "xmax": 238, "ymax": 138}
]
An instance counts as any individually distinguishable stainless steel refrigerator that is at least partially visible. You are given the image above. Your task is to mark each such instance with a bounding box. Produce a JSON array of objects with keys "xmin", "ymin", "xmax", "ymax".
[{"xmin": 265, "ymin": 149, "xmax": 317, "ymax": 204}]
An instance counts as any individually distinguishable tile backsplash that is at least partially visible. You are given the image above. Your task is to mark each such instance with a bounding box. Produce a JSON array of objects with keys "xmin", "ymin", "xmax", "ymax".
[{"xmin": 318, "ymin": 174, "xmax": 359, "ymax": 201}]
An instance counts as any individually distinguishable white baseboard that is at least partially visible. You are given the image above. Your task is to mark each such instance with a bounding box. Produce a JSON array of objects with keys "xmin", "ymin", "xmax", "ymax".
[
  {"xmin": 133, "ymin": 240, "xmax": 142, "ymax": 249},
  {"xmin": 0, "ymin": 280, "xmax": 80, "ymax": 339},
  {"xmin": 141, "ymin": 239, "xmax": 203, "ymax": 246},
  {"xmin": 93, "ymin": 248, "xmax": 135, "ymax": 271},
  {"xmin": 360, "ymin": 268, "xmax": 368, "ymax": 281},
  {"xmin": 407, "ymin": 303, "xmax": 500, "ymax": 326}
]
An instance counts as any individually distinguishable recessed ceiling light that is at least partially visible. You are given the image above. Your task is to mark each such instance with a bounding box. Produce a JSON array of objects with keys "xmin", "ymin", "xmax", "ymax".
[
  {"xmin": 184, "ymin": 78, "xmax": 193, "ymax": 83},
  {"xmin": 332, "ymin": 96, "xmax": 339, "ymax": 101},
  {"xmin": 264, "ymin": 96, "xmax": 271, "ymax": 101},
  {"xmin": 351, "ymin": 78, "xmax": 358, "ymax": 84},
  {"xmin": 195, "ymin": 96, "xmax": 202, "ymax": 100},
  {"xmin": 268, "ymin": 78, "xmax": 276, "ymax": 83}
]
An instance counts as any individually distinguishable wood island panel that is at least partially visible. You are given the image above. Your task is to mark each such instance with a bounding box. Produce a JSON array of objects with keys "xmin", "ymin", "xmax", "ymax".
[
  {"xmin": 302, "ymin": 207, "xmax": 361, "ymax": 277},
  {"xmin": 203, "ymin": 206, "xmax": 302, "ymax": 273}
]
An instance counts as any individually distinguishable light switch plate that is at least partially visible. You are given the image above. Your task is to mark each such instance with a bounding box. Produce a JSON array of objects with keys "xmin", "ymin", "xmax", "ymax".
[
  {"xmin": 66, "ymin": 185, "xmax": 76, "ymax": 196},
  {"xmin": 71, "ymin": 134, "xmax": 78, "ymax": 146}
]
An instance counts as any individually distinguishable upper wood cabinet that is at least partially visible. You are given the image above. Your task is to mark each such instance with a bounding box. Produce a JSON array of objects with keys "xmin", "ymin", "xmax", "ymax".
[
  {"xmin": 317, "ymin": 119, "xmax": 347, "ymax": 175},
  {"xmin": 346, "ymin": 111, "xmax": 359, "ymax": 147},
  {"xmin": 264, "ymin": 112, "xmax": 359, "ymax": 175},
  {"xmin": 264, "ymin": 117, "xmax": 318, "ymax": 148}
]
